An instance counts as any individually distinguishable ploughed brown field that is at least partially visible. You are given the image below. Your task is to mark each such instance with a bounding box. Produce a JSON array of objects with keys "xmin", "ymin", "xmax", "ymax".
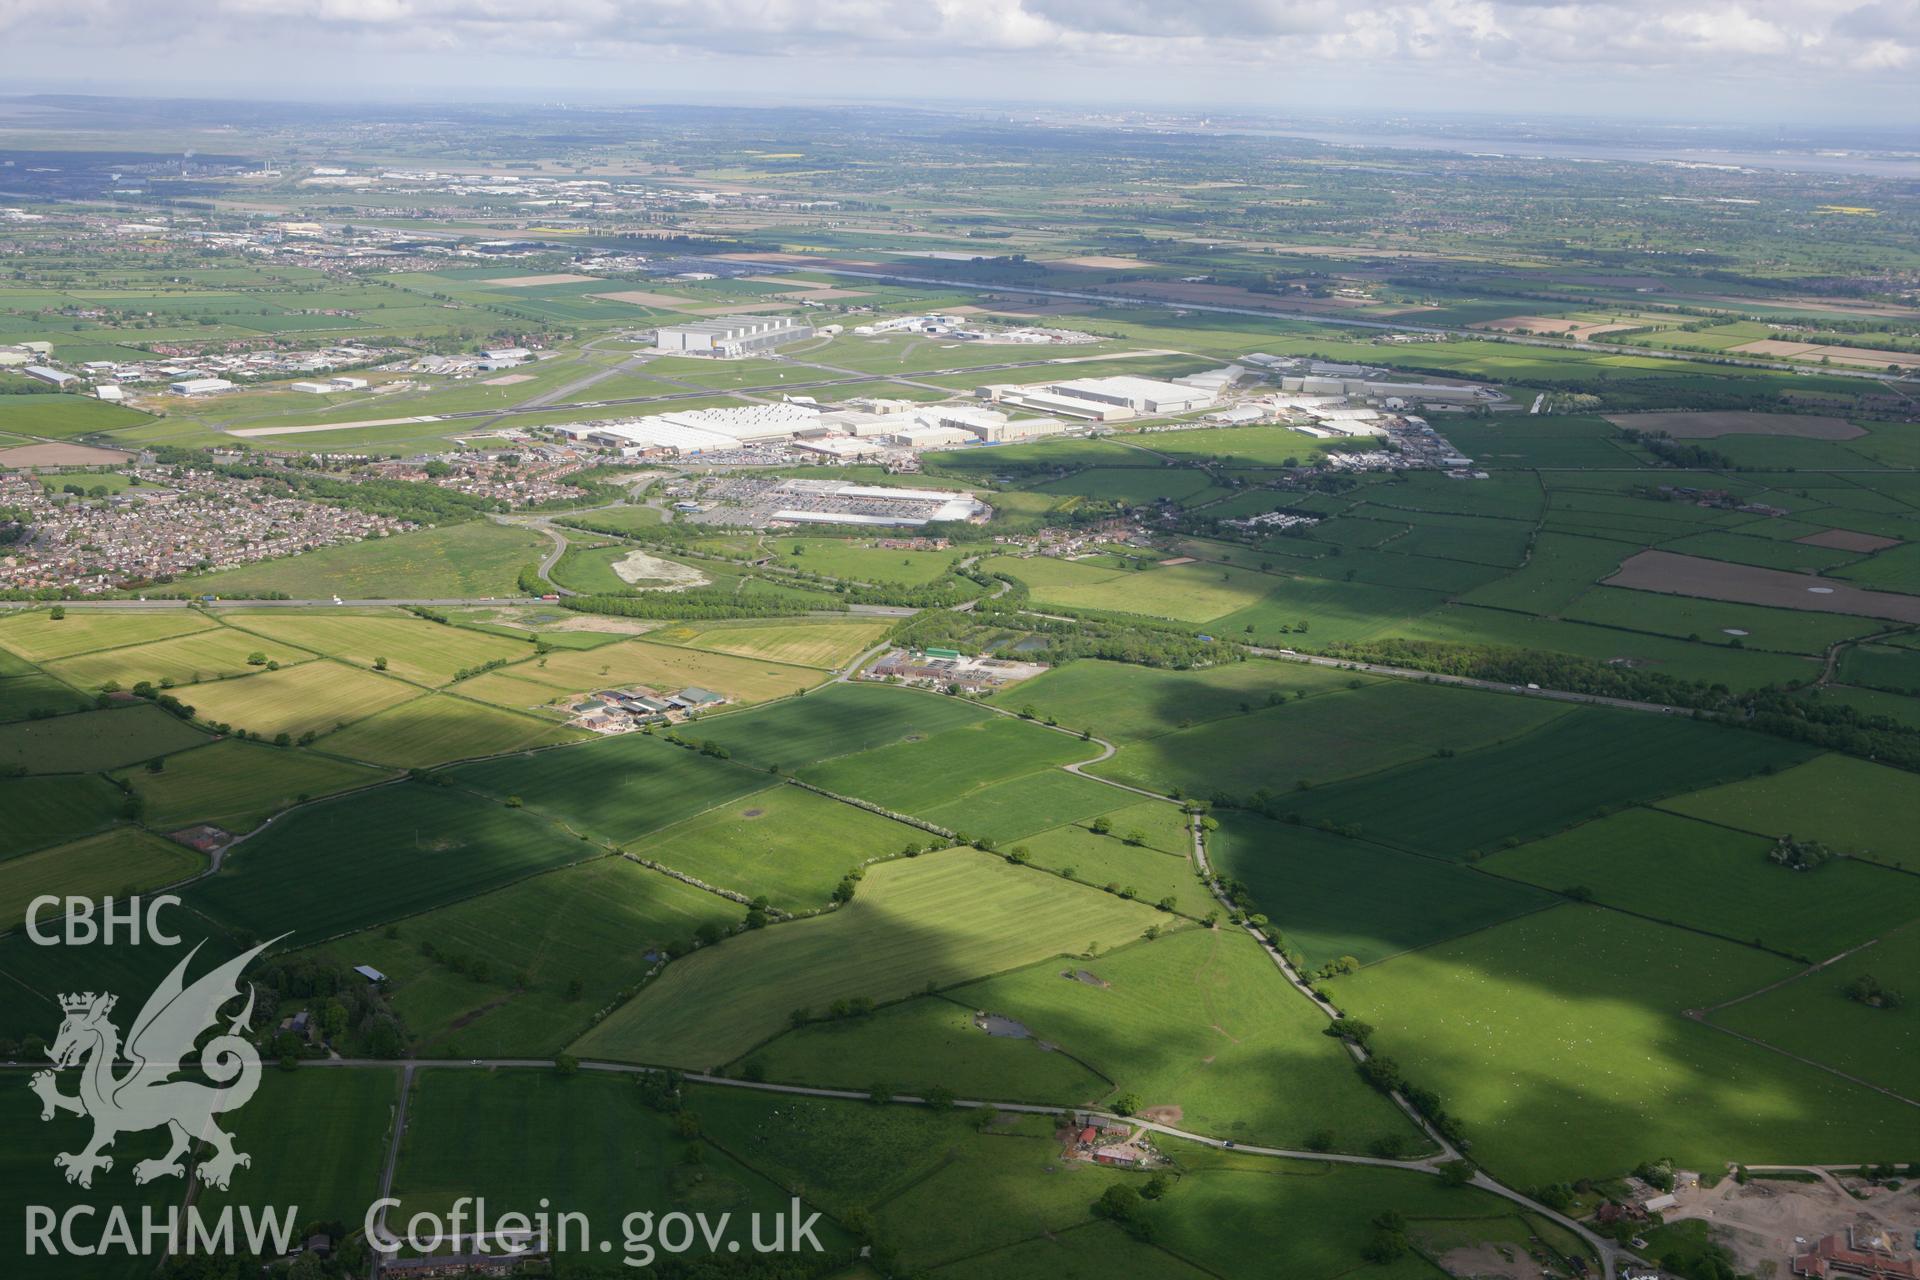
[
  {"xmin": 1603, "ymin": 411, "xmax": 1866, "ymax": 440},
  {"xmin": 1796, "ymin": 529, "xmax": 1903, "ymax": 553},
  {"xmin": 1607, "ymin": 550, "xmax": 1920, "ymax": 624}
]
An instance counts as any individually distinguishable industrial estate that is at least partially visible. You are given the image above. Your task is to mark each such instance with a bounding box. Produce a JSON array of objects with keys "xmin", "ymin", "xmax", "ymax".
[{"xmin": 0, "ymin": 94, "xmax": 1917, "ymax": 1280}]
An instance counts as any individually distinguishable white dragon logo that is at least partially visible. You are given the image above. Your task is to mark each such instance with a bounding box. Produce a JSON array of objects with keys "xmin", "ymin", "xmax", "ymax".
[{"xmin": 29, "ymin": 938, "xmax": 279, "ymax": 1191}]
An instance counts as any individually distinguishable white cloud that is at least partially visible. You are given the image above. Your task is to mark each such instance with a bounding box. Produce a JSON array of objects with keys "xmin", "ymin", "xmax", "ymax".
[{"xmin": 0, "ymin": 0, "xmax": 1911, "ymax": 110}]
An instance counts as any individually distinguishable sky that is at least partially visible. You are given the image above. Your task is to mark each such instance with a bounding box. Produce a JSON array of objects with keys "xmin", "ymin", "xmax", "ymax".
[{"xmin": 0, "ymin": 0, "xmax": 1914, "ymax": 126}]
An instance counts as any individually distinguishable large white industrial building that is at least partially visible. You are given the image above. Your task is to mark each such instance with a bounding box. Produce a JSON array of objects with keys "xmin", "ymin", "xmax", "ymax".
[
  {"xmin": 976, "ymin": 373, "xmax": 1218, "ymax": 420},
  {"xmin": 654, "ymin": 315, "xmax": 814, "ymax": 357}
]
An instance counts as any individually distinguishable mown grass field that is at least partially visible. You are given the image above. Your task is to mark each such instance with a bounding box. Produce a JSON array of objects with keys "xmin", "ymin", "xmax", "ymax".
[
  {"xmin": 186, "ymin": 781, "xmax": 599, "ymax": 944},
  {"xmin": 1712, "ymin": 919, "xmax": 1920, "ymax": 1100},
  {"xmin": 989, "ymin": 657, "xmax": 1364, "ymax": 745},
  {"xmin": 684, "ymin": 681, "xmax": 991, "ymax": 771},
  {"xmin": 391, "ymin": 1070, "xmax": 813, "ymax": 1254},
  {"xmin": 1212, "ymin": 817, "xmax": 1554, "ymax": 967},
  {"xmin": 1480, "ymin": 807, "xmax": 1920, "ymax": 960},
  {"xmin": 1656, "ymin": 753, "xmax": 1920, "ymax": 867},
  {"xmin": 178, "ymin": 660, "xmax": 422, "ymax": 738},
  {"xmin": 799, "ymin": 715, "xmax": 1094, "ymax": 816},
  {"xmin": 0, "ymin": 608, "xmax": 215, "ymax": 663},
  {"xmin": 449, "ymin": 730, "xmax": 776, "ymax": 846},
  {"xmin": 572, "ymin": 849, "xmax": 1167, "ymax": 1068},
  {"xmin": 125, "ymin": 738, "xmax": 390, "ymax": 832},
  {"xmin": 221, "ymin": 610, "xmax": 531, "ymax": 685},
  {"xmin": 630, "ymin": 785, "xmax": 919, "ymax": 910},
  {"xmin": 1096, "ymin": 680, "xmax": 1571, "ymax": 799},
  {"xmin": 747, "ymin": 993, "xmax": 1111, "ymax": 1103},
  {"xmin": 180, "ymin": 521, "xmax": 549, "ymax": 599},
  {"xmin": 1328, "ymin": 906, "xmax": 1920, "ymax": 1184},
  {"xmin": 1290, "ymin": 710, "xmax": 1815, "ymax": 859},
  {"xmin": 954, "ymin": 928, "xmax": 1426, "ymax": 1152},
  {"xmin": 458, "ymin": 637, "xmax": 823, "ymax": 711},
  {"xmin": 317, "ymin": 694, "xmax": 588, "ymax": 768},
  {"xmin": 45, "ymin": 626, "xmax": 317, "ymax": 689},
  {"xmin": 309, "ymin": 858, "xmax": 738, "ymax": 1056},
  {"xmin": 0, "ymin": 827, "xmax": 203, "ymax": 925},
  {"xmin": 648, "ymin": 617, "xmax": 893, "ymax": 669},
  {"xmin": 0, "ymin": 702, "xmax": 207, "ymax": 773}
]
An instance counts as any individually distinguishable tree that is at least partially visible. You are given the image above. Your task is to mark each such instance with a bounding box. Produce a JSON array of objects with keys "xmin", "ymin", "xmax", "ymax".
[
  {"xmin": 1090, "ymin": 816, "xmax": 1113, "ymax": 836},
  {"xmin": 48, "ymin": 606, "xmax": 65, "ymax": 620},
  {"xmin": 868, "ymin": 1081, "xmax": 893, "ymax": 1105},
  {"xmin": 1437, "ymin": 1159, "xmax": 1474, "ymax": 1187},
  {"xmin": 553, "ymin": 1053, "xmax": 579, "ymax": 1076},
  {"xmin": 374, "ymin": 656, "xmax": 388, "ymax": 671}
]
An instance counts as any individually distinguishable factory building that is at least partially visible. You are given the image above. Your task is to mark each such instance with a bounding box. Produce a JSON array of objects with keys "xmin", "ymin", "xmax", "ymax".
[
  {"xmin": 24, "ymin": 365, "xmax": 76, "ymax": 387},
  {"xmin": 655, "ymin": 315, "xmax": 814, "ymax": 357},
  {"xmin": 169, "ymin": 377, "xmax": 237, "ymax": 396},
  {"xmin": 1046, "ymin": 376, "xmax": 1216, "ymax": 415}
]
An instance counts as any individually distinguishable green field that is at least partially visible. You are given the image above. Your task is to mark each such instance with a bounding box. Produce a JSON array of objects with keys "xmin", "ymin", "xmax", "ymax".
[
  {"xmin": 683, "ymin": 681, "xmax": 993, "ymax": 771},
  {"xmin": 980, "ymin": 554, "xmax": 1270, "ymax": 624},
  {"xmin": 449, "ymin": 731, "xmax": 777, "ymax": 846},
  {"xmin": 1712, "ymin": 919, "xmax": 1920, "ymax": 1100},
  {"xmin": 45, "ymin": 625, "xmax": 318, "ymax": 689},
  {"xmin": 1096, "ymin": 680, "xmax": 1571, "ymax": 799},
  {"xmin": 0, "ymin": 702, "xmax": 207, "ymax": 773},
  {"xmin": 391, "ymin": 1070, "xmax": 820, "ymax": 1256},
  {"xmin": 799, "ymin": 715, "xmax": 1095, "ymax": 816},
  {"xmin": 1656, "ymin": 753, "xmax": 1920, "ymax": 867},
  {"xmin": 1480, "ymin": 807, "xmax": 1920, "ymax": 960},
  {"xmin": 0, "ymin": 827, "xmax": 203, "ymax": 925},
  {"xmin": 186, "ymin": 781, "xmax": 602, "ymax": 944},
  {"xmin": 1329, "ymin": 906, "xmax": 1919, "ymax": 1184},
  {"xmin": 179, "ymin": 660, "xmax": 422, "ymax": 738},
  {"xmin": 309, "ymin": 858, "xmax": 738, "ymax": 1055},
  {"xmin": 747, "ymin": 993, "xmax": 1111, "ymax": 1104},
  {"xmin": 125, "ymin": 738, "xmax": 391, "ymax": 832},
  {"xmin": 317, "ymin": 694, "xmax": 587, "ymax": 768},
  {"xmin": 770, "ymin": 536, "xmax": 961, "ymax": 584},
  {"xmin": 0, "ymin": 775, "xmax": 127, "ymax": 858},
  {"xmin": 1289, "ymin": 710, "xmax": 1815, "ymax": 859},
  {"xmin": 457, "ymin": 636, "xmax": 824, "ymax": 711},
  {"xmin": 572, "ymin": 848, "xmax": 1169, "ymax": 1068},
  {"xmin": 195, "ymin": 1068, "xmax": 399, "ymax": 1228},
  {"xmin": 953, "ymin": 928, "xmax": 1427, "ymax": 1152},
  {"xmin": 629, "ymin": 785, "xmax": 920, "ymax": 910},
  {"xmin": 991, "ymin": 657, "xmax": 1365, "ymax": 745},
  {"xmin": 0, "ymin": 670, "xmax": 91, "ymax": 721},
  {"xmin": 914, "ymin": 766, "xmax": 1142, "ymax": 846},
  {"xmin": 648, "ymin": 617, "xmax": 894, "ymax": 669},
  {"xmin": 1012, "ymin": 808, "xmax": 1199, "ymax": 913},
  {"xmin": 1212, "ymin": 817, "xmax": 1554, "ymax": 966},
  {"xmin": 221, "ymin": 610, "xmax": 531, "ymax": 685},
  {"xmin": 0, "ymin": 608, "xmax": 216, "ymax": 663},
  {"xmin": 180, "ymin": 521, "xmax": 550, "ymax": 599}
]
